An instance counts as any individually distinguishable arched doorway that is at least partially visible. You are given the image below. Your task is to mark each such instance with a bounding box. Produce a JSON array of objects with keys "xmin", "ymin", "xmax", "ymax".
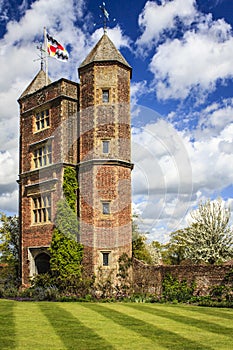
[{"xmin": 35, "ymin": 253, "xmax": 50, "ymax": 274}]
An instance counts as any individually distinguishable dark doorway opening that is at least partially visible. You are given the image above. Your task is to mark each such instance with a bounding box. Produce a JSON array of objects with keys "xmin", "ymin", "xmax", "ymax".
[{"xmin": 35, "ymin": 253, "xmax": 50, "ymax": 274}]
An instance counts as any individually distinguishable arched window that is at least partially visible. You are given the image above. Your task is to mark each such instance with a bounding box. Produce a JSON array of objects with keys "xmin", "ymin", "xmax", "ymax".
[{"xmin": 35, "ymin": 253, "xmax": 50, "ymax": 274}]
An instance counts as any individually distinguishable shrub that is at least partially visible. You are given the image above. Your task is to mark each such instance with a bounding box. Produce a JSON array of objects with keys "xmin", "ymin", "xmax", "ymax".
[{"xmin": 162, "ymin": 274, "xmax": 195, "ymax": 303}]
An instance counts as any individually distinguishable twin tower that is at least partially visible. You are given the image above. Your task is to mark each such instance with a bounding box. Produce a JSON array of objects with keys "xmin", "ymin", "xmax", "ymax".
[{"xmin": 18, "ymin": 34, "xmax": 133, "ymax": 285}]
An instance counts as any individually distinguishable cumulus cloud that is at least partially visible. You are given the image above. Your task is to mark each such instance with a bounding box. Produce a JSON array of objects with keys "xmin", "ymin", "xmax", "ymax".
[
  {"xmin": 136, "ymin": 0, "xmax": 233, "ymax": 102},
  {"xmin": 132, "ymin": 95, "xmax": 233, "ymax": 240},
  {"xmin": 150, "ymin": 22, "xmax": 233, "ymax": 100},
  {"xmin": 130, "ymin": 80, "xmax": 148, "ymax": 107},
  {"xmin": 90, "ymin": 25, "xmax": 131, "ymax": 50},
  {"xmin": 132, "ymin": 105, "xmax": 193, "ymax": 240},
  {"xmin": 0, "ymin": 190, "xmax": 18, "ymax": 214},
  {"xmin": 136, "ymin": 0, "xmax": 197, "ymax": 49},
  {"xmin": 197, "ymin": 100, "xmax": 233, "ymax": 137}
]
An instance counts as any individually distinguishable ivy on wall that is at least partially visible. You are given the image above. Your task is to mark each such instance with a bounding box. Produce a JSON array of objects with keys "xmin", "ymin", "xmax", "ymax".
[{"xmin": 63, "ymin": 166, "xmax": 78, "ymax": 212}]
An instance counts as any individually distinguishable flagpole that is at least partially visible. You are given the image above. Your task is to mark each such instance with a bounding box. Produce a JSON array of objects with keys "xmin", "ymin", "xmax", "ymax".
[{"xmin": 44, "ymin": 26, "xmax": 48, "ymax": 85}]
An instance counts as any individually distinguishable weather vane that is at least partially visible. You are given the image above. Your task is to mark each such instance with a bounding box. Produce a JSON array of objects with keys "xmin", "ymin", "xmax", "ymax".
[
  {"xmin": 34, "ymin": 43, "xmax": 46, "ymax": 71},
  {"xmin": 99, "ymin": 2, "xmax": 110, "ymax": 33}
]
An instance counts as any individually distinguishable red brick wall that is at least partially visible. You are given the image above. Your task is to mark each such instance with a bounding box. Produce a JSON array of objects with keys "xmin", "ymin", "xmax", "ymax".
[{"xmin": 133, "ymin": 259, "xmax": 233, "ymax": 296}]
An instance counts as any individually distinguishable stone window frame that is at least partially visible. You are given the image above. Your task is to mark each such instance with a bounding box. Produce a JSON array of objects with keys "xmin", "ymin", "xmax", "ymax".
[
  {"xmin": 102, "ymin": 88, "xmax": 110, "ymax": 103},
  {"xmin": 101, "ymin": 251, "xmax": 111, "ymax": 267},
  {"xmin": 32, "ymin": 141, "xmax": 52, "ymax": 169},
  {"xmin": 34, "ymin": 108, "xmax": 50, "ymax": 132},
  {"xmin": 102, "ymin": 139, "xmax": 110, "ymax": 154},
  {"xmin": 32, "ymin": 193, "xmax": 51, "ymax": 225},
  {"xmin": 102, "ymin": 201, "xmax": 110, "ymax": 215}
]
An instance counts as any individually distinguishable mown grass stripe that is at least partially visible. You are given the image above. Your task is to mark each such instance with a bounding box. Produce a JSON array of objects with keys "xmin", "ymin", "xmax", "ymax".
[
  {"xmin": 60, "ymin": 303, "xmax": 164, "ymax": 350},
  {"xmin": 1, "ymin": 300, "xmax": 233, "ymax": 350},
  {"xmin": 85, "ymin": 303, "xmax": 208, "ymax": 350},
  {"xmin": 0, "ymin": 300, "xmax": 16, "ymax": 349},
  {"xmin": 101, "ymin": 303, "xmax": 218, "ymax": 350},
  {"xmin": 39, "ymin": 302, "xmax": 114, "ymax": 350},
  {"xmin": 121, "ymin": 303, "xmax": 233, "ymax": 349},
  {"xmin": 14, "ymin": 301, "xmax": 64, "ymax": 350},
  {"xmin": 125, "ymin": 304, "xmax": 233, "ymax": 339},
  {"xmin": 160, "ymin": 304, "xmax": 233, "ymax": 328},
  {"xmin": 184, "ymin": 305, "xmax": 233, "ymax": 322}
]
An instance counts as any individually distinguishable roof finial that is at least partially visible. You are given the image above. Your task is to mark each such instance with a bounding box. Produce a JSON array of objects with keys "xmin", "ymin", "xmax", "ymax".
[
  {"xmin": 37, "ymin": 43, "xmax": 44, "ymax": 70},
  {"xmin": 99, "ymin": 2, "xmax": 109, "ymax": 33},
  {"xmin": 34, "ymin": 42, "xmax": 46, "ymax": 71}
]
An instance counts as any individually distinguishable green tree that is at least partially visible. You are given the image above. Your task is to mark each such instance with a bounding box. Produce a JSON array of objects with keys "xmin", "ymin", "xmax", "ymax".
[
  {"xmin": 132, "ymin": 216, "xmax": 152, "ymax": 264},
  {"xmin": 163, "ymin": 230, "xmax": 187, "ymax": 265},
  {"xmin": 0, "ymin": 213, "xmax": 20, "ymax": 276},
  {"xmin": 170, "ymin": 199, "xmax": 233, "ymax": 265},
  {"xmin": 49, "ymin": 229, "xmax": 83, "ymax": 279},
  {"xmin": 147, "ymin": 241, "xmax": 163, "ymax": 264},
  {"xmin": 0, "ymin": 213, "xmax": 20, "ymax": 288}
]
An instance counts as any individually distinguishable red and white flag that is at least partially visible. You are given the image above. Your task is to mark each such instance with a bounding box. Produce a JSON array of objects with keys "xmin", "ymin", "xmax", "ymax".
[{"xmin": 46, "ymin": 33, "xmax": 69, "ymax": 62}]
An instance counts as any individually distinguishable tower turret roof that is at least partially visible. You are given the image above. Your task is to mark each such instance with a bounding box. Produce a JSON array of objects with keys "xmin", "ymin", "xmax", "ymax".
[
  {"xmin": 19, "ymin": 69, "xmax": 51, "ymax": 99},
  {"xmin": 79, "ymin": 34, "xmax": 131, "ymax": 71}
]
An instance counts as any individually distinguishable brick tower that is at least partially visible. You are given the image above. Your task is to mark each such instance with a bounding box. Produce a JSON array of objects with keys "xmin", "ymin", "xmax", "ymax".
[
  {"xmin": 18, "ymin": 33, "xmax": 132, "ymax": 285},
  {"xmin": 78, "ymin": 34, "xmax": 133, "ymax": 278}
]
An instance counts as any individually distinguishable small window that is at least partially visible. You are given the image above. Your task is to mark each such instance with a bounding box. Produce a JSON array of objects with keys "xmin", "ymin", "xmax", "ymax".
[
  {"xmin": 102, "ymin": 140, "xmax": 110, "ymax": 154},
  {"xmin": 102, "ymin": 252, "xmax": 110, "ymax": 266},
  {"xmin": 35, "ymin": 109, "xmax": 50, "ymax": 131},
  {"xmin": 102, "ymin": 89, "xmax": 109, "ymax": 103},
  {"xmin": 102, "ymin": 202, "xmax": 110, "ymax": 215}
]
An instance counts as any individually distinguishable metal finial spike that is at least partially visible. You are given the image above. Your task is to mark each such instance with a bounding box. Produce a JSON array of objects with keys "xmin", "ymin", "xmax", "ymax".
[
  {"xmin": 99, "ymin": 2, "xmax": 110, "ymax": 33},
  {"xmin": 35, "ymin": 43, "xmax": 46, "ymax": 71}
]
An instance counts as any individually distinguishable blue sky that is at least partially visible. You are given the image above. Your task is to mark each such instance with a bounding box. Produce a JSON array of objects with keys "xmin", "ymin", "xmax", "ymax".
[{"xmin": 0, "ymin": 0, "xmax": 233, "ymax": 242}]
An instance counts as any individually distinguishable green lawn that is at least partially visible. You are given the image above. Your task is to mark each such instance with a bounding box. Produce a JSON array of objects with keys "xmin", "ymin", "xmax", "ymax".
[{"xmin": 0, "ymin": 300, "xmax": 233, "ymax": 349}]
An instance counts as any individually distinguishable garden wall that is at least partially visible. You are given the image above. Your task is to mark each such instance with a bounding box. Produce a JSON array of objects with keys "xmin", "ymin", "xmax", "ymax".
[{"xmin": 132, "ymin": 259, "xmax": 233, "ymax": 296}]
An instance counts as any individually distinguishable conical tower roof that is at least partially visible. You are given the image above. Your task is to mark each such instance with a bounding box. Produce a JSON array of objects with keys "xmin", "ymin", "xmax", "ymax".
[
  {"xmin": 79, "ymin": 34, "xmax": 131, "ymax": 71},
  {"xmin": 19, "ymin": 69, "xmax": 51, "ymax": 99}
]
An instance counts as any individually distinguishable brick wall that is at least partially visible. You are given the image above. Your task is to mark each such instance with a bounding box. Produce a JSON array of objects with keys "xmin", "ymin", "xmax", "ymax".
[{"xmin": 133, "ymin": 259, "xmax": 233, "ymax": 296}]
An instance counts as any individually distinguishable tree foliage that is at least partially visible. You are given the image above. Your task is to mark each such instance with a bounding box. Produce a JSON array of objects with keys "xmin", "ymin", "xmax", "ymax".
[
  {"xmin": 132, "ymin": 216, "xmax": 152, "ymax": 264},
  {"xmin": 147, "ymin": 241, "xmax": 163, "ymax": 264},
  {"xmin": 0, "ymin": 213, "xmax": 20, "ymax": 274},
  {"xmin": 170, "ymin": 199, "xmax": 233, "ymax": 264},
  {"xmin": 163, "ymin": 230, "xmax": 187, "ymax": 265},
  {"xmin": 49, "ymin": 229, "xmax": 83, "ymax": 279}
]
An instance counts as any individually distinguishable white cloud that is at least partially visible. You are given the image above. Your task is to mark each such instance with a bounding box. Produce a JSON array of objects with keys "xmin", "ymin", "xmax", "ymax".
[
  {"xmin": 150, "ymin": 23, "xmax": 233, "ymax": 100},
  {"xmin": 136, "ymin": 0, "xmax": 197, "ymax": 49},
  {"xmin": 0, "ymin": 150, "xmax": 18, "ymax": 185},
  {"xmin": 132, "ymin": 96, "xmax": 233, "ymax": 241},
  {"xmin": 130, "ymin": 81, "xmax": 147, "ymax": 106},
  {"xmin": 197, "ymin": 101, "xmax": 233, "ymax": 137},
  {"xmin": 0, "ymin": 190, "xmax": 18, "ymax": 214},
  {"xmin": 136, "ymin": 1, "xmax": 233, "ymax": 102},
  {"xmin": 90, "ymin": 25, "xmax": 131, "ymax": 50},
  {"xmin": 132, "ymin": 109, "xmax": 193, "ymax": 239}
]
